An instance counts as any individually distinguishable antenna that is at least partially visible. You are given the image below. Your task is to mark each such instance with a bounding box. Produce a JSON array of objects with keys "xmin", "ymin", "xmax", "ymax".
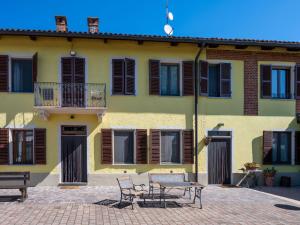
[{"xmin": 164, "ymin": 0, "xmax": 174, "ymax": 36}]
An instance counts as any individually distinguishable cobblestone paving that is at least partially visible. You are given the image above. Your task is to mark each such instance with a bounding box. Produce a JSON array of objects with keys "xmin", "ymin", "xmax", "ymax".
[{"xmin": 0, "ymin": 186, "xmax": 299, "ymax": 225}]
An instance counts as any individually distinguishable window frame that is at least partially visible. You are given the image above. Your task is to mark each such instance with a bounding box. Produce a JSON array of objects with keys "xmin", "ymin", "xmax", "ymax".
[
  {"xmin": 272, "ymin": 131, "xmax": 292, "ymax": 165},
  {"xmin": 11, "ymin": 129, "xmax": 34, "ymax": 165},
  {"xmin": 10, "ymin": 57, "xmax": 34, "ymax": 93},
  {"xmin": 270, "ymin": 66, "xmax": 291, "ymax": 99},
  {"xmin": 160, "ymin": 129, "xmax": 183, "ymax": 165},
  {"xmin": 112, "ymin": 129, "xmax": 136, "ymax": 165}
]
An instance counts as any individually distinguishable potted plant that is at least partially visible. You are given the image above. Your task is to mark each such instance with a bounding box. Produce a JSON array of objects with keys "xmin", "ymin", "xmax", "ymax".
[{"xmin": 263, "ymin": 167, "xmax": 277, "ymax": 187}]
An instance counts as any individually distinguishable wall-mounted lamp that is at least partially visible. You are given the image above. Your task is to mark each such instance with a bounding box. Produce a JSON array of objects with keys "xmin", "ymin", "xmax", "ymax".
[
  {"xmin": 217, "ymin": 123, "xmax": 224, "ymax": 127},
  {"xmin": 204, "ymin": 136, "xmax": 212, "ymax": 146},
  {"xmin": 70, "ymin": 50, "xmax": 77, "ymax": 57},
  {"xmin": 70, "ymin": 114, "xmax": 75, "ymax": 119}
]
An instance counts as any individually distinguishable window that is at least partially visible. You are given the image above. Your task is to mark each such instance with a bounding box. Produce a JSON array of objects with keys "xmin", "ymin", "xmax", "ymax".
[
  {"xmin": 208, "ymin": 64, "xmax": 221, "ymax": 97},
  {"xmin": 160, "ymin": 64, "xmax": 180, "ymax": 96},
  {"xmin": 11, "ymin": 59, "xmax": 33, "ymax": 93},
  {"xmin": 271, "ymin": 68, "xmax": 290, "ymax": 99},
  {"xmin": 161, "ymin": 131, "xmax": 181, "ymax": 164},
  {"xmin": 13, "ymin": 130, "xmax": 34, "ymax": 164},
  {"xmin": 272, "ymin": 132, "xmax": 291, "ymax": 164},
  {"xmin": 113, "ymin": 131, "xmax": 134, "ymax": 164}
]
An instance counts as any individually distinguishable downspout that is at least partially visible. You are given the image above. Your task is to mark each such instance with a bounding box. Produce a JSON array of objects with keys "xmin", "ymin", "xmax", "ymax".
[{"xmin": 194, "ymin": 43, "xmax": 206, "ymax": 182}]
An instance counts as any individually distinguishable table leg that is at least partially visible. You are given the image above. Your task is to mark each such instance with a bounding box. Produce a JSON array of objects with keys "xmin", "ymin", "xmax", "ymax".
[{"xmin": 193, "ymin": 187, "xmax": 197, "ymax": 204}]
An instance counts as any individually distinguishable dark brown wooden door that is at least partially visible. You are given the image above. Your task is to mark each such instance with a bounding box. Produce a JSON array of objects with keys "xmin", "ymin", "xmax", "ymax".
[{"xmin": 61, "ymin": 126, "xmax": 87, "ymax": 183}]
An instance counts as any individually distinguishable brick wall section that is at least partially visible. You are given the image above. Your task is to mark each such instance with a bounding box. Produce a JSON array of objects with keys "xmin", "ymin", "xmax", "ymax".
[{"xmin": 207, "ymin": 49, "xmax": 300, "ymax": 115}]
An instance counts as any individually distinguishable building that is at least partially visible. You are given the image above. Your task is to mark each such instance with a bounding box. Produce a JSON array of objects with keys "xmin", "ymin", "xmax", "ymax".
[{"xmin": 0, "ymin": 16, "xmax": 299, "ymax": 186}]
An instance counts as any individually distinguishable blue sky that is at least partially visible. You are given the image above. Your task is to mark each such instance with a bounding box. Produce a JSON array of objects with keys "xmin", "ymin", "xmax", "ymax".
[{"xmin": 0, "ymin": 0, "xmax": 299, "ymax": 41}]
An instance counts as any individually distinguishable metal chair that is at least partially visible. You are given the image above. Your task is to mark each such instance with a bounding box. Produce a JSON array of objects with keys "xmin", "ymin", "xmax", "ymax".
[{"xmin": 116, "ymin": 176, "xmax": 146, "ymax": 209}]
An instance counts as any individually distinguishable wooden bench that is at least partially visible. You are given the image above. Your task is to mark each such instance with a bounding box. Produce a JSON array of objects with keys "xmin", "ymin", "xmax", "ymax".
[{"xmin": 0, "ymin": 172, "xmax": 30, "ymax": 202}]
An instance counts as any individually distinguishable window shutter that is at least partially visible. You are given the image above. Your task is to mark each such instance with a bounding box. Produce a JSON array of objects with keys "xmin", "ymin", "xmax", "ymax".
[
  {"xmin": 183, "ymin": 130, "xmax": 194, "ymax": 164},
  {"xmin": 263, "ymin": 131, "xmax": 273, "ymax": 164},
  {"xmin": 199, "ymin": 60, "xmax": 208, "ymax": 96},
  {"xmin": 0, "ymin": 55, "xmax": 9, "ymax": 92},
  {"xmin": 0, "ymin": 128, "xmax": 9, "ymax": 165},
  {"xmin": 183, "ymin": 61, "xmax": 194, "ymax": 96},
  {"xmin": 295, "ymin": 131, "xmax": 300, "ymax": 164},
  {"xmin": 295, "ymin": 65, "xmax": 300, "ymax": 99},
  {"xmin": 150, "ymin": 129, "xmax": 160, "ymax": 164},
  {"xmin": 74, "ymin": 58, "xmax": 85, "ymax": 83},
  {"xmin": 149, "ymin": 60, "xmax": 160, "ymax": 95},
  {"xmin": 220, "ymin": 63, "xmax": 231, "ymax": 97},
  {"xmin": 125, "ymin": 58, "xmax": 135, "ymax": 95},
  {"xmin": 101, "ymin": 129, "xmax": 112, "ymax": 164},
  {"xmin": 61, "ymin": 57, "xmax": 73, "ymax": 83},
  {"xmin": 112, "ymin": 59, "xmax": 124, "ymax": 94},
  {"xmin": 286, "ymin": 68, "xmax": 291, "ymax": 99},
  {"xmin": 32, "ymin": 53, "xmax": 38, "ymax": 89},
  {"xmin": 261, "ymin": 65, "xmax": 272, "ymax": 98},
  {"xmin": 136, "ymin": 129, "xmax": 147, "ymax": 164},
  {"xmin": 34, "ymin": 128, "xmax": 46, "ymax": 164}
]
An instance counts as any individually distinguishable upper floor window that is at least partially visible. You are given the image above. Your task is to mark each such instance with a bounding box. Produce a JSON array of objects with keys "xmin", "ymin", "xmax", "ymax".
[
  {"xmin": 112, "ymin": 58, "xmax": 135, "ymax": 95},
  {"xmin": 12, "ymin": 129, "xmax": 34, "ymax": 164},
  {"xmin": 11, "ymin": 59, "xmax": 33, "ymax": 93},
  {"xmin": 261, "ymin": 65, "xmax": 291, "ymax": 99},
  {"xmin": 160, "ymin": 63, "xmax": 180, "ymax": 96}
]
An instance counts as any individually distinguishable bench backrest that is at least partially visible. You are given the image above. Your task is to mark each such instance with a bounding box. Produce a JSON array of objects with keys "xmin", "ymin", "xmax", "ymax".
[
  {"xmin": 117, "ymin": 176, "xmax": 134, "ymax": 190},
  {"xmin": 0, "ymin": 172, "xmax": 30, "ymax": 185},
  {"xmin": 149, "ymin": 173, "xmax": 185, "ymax": 184}
]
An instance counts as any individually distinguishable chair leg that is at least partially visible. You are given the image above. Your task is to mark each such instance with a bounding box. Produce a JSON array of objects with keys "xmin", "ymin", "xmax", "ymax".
[
  {"xmin": 119, "ymin": 193, "xmax": 123, "ymax": 207},
  {"xmin": 131, "ymin": 196, "xmax": 134, "ymax": 210}
]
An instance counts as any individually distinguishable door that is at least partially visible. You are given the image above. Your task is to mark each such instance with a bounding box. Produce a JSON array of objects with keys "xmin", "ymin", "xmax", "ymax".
[
  {"xmin": 61, "ymin": 126, "xmax": 87, "ymax": 183},
  {"xmin": 61, "ymin": 57, "xmax": 85, "ymax": 107},
  {"xmin": 208, "ymin": 138, "xmax": 231, "ymax": 184}
]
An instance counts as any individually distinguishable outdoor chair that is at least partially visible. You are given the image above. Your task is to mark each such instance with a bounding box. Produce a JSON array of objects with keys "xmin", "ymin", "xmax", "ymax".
[{"xmin": 116, "ymin": 176, "xmax": 146, "ymax": 209}]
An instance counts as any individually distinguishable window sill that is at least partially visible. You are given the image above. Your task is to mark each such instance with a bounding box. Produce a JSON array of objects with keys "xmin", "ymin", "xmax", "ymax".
[
  {"xmin": 160, "ymin": 163, "xmax": 183, "ymax": 166},
  {"xmin": 260, "ymin": 98, "xmax": 294, "ymax": 101}
]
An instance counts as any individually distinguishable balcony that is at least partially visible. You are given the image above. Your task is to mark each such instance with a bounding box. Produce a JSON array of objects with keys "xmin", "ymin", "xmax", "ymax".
[{"xmin": 34, "ymin": 82, "xmax": 107, "ymax": 120}]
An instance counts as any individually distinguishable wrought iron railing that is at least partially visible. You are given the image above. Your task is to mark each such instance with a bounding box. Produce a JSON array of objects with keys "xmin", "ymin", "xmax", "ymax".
[{"xmin": 34, "ymin": 82, "xmax": 106, "ymax": 108}]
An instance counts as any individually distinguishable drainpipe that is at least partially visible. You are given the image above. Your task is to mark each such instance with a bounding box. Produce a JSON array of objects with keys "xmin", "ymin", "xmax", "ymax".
[{"xmin": 194, "ymin": 43, "xmax": 206, "ymax": 182}]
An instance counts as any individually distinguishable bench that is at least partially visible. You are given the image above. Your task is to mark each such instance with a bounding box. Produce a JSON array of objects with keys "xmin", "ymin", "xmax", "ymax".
[{"xmin": 0, "ymin": 172, "xmax": 30, "ymax": 202}]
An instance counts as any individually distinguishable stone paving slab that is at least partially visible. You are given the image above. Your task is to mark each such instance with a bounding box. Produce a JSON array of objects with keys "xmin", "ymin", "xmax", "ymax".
[{"xmin": 0, "ymin": 186, "xmax": 299, "ymax": 225}]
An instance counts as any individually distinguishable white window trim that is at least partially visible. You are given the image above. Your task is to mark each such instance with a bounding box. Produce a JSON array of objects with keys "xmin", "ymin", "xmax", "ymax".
[
  {"xmin": 112, "ymin": 129, "xmax": 136, "ymax": 165},
  {"xmin": 159, "ymin": 129, "xmax": 183, "ymax": 165},
  {"xmin": 110, "ymin": 57, "xmax": 138, "ymax": 96}
]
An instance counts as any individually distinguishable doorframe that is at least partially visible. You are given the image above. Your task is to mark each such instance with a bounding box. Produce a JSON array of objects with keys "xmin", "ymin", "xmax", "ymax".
[
  {"xmin": 205, "ymin": 128, "xmax": 234, "ymax": 185},
  {"xmin": 58, "ymin": 123, "xmax": 90, "ymax": 184}
]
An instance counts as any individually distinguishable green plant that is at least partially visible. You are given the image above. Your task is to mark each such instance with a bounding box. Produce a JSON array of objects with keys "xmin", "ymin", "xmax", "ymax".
[{"xmin": 263, "ymin": 167, "xmax": 277, "ymax": 177}]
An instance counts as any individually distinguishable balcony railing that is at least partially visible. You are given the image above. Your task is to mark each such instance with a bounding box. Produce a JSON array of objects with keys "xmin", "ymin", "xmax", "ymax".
[{"xmin": 34, "ymin": 82, "xmax": 106, "ymax": 108}]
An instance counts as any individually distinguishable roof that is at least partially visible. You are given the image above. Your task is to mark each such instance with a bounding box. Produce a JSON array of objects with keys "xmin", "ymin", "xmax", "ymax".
[{"xmin": 1, "ymin": 28, "xmax": 300, "ymax": 49}]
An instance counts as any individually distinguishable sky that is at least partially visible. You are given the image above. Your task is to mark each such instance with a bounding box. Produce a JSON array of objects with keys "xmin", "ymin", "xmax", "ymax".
[{"xmin": 0, "ymin": 0, "xmax": 299, "ymax": 41}]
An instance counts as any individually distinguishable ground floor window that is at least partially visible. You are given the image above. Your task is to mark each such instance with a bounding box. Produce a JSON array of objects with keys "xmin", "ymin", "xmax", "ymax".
[
  {"xmin": 161, "ymin": 131, "xmax": 181, "ymax": 164},
  {"xmin": 113, "ymin": 130, "xmax": 134, "ymax": 164},
  {"xmin": 13, "ymin": 130, "xmax": 34, "ymax": 164},
  {"xmin": 272, "ymin": 132, "xmax": 291, "ymax": 164}
]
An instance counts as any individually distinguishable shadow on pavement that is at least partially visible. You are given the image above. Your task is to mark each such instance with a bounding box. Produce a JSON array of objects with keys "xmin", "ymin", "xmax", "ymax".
[{"xmin": 274, "ymin": 204, "xmax": 300, "ymax": 211}]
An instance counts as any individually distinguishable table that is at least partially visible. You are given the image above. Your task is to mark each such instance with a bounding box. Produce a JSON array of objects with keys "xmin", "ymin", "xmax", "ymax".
[
  {"xmin": 157, "ymin": 182, "xmax": 205, "ymax": 209},
  {"xmin": 236, "ymin": 170, "xmax": 262, "ymax": 187}
]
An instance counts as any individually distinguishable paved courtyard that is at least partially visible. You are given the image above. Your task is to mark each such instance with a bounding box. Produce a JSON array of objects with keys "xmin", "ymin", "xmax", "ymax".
[{"xmin": 0, "ymin": 186, "xmax": 299, "ymax": 225}]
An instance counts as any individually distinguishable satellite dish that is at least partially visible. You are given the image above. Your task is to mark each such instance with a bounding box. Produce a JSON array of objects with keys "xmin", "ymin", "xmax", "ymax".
[
  {"xmin": 168, "ymin": 12, "xmax": 174, "ymax": 21},
  {"xmin": 164, "ymin": 24, "xmax": 173, "ymax": 36}
]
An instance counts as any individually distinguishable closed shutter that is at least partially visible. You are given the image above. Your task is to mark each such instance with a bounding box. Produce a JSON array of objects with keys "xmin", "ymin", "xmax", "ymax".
[
  {"xmin": 149, "ymin": 60, "xmax": 160, "ymax": 95},
  {"xmin": 61, "ymin": 57, "xmax": 73, "ymax": 83},
  {"xmin": 136, "ymin": 129, "xmax": 147, "ymax": 164},
  {"xmin": 261, "ymin": 65, "xmax": 272, "ymax": 98},
  {"xmin": 220, "ymin": 63, "xmax": 231, "ymax": 97},
  {"xmin": 0, "ymin": 129, "xmax": 9, "ymax": 165},
  {"xmin": 101, "ymin": 129, "xmax": 112, "ymax": 164},
  {"xmin": 183, "ymin": 130, "xmax": 194, "ymax": 164},
  {"xmin": 0, "ymin": 55, "xmax": 9, "ymax": 92},
  {"xmin": 150, "ymin": 129, "xmax": 160, "ymax": 164},
  {"xmin": 199, "ymin": 60, "xmax": 208, "ymax": 96},
  {"xmin": 74, "ymin": 58, "xmax": 85, "ymax": 83},
  {"xmin": 112, "ymin": 59, "xmax": 124, "ymax": 94},
  {"xmin": 183, "ymin": 61, "xmax": 194, "ymax": 96},
  {"xmin": 286, "ymin": 68, "xmax": 291, "ymax": 99},
  {"xmin": 295, "ymin": 65, "xmax": 300, "ymax": 99},
  {"xmin": 32, "ymin": 53, "xmax": 38, "ymax": 90},
  {"xmin": 34, "ymin": 128, "xmax": 46, "ymax": 164},
  {"xmin": 263, "ymin": 131, "xmax": 273, "ymax": 164},
  {"xmin": 295, "ymin": 131, "xmax": 300, "ymax": 164},
  {"xmin": 125, "ymin": 58, "xmax": 135, "ymax": 95}
]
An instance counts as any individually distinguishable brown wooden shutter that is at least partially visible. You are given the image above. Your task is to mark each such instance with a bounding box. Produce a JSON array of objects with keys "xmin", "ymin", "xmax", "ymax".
[
  {"xmin": 0, "ymin": 55, "xmax": 9, "ymax": 92},
  {"xmin": 199, "ymin": 60, "xmax": 208, "ymax": 96},
  {"xmin": 295, "ymin": 65, "xmax": 300, "ymax": 99},
  {"xmin": 74, "ymin": 58, "xmax": 85, "ymax": 83},
  {"xmin": 220, "ymin": 63, "xmax": 231, "ymax": 97},
  {"xmin": 183, "ymin": 130, "xmax": 194, "ymax": 164},
  {"xmin": 263, "ymin": 131, "xmax": 273, "ymax": 164},
  {"xmin": 34, "ymin": 128, "xmax": 46, "ymax": 164},
  {"xmin": 150, "ymin": 129, "xmax": 160, "ymax": 164},
  {"xmin": 125, "ymin": 58, "xmax": 135, "ymax": 95},
  {"xmin": 183, "ymin": 61, "xmax": 194, "ymax": 96},
  {"xmin": 261, "ymin": 65, "xmax": 272, "ymax": 98},
  {"xmin": 0, "ymin": 128, "xmax": 9, "ymax": 165},
  {"xmin": 112, "ymin": 59, "xmax": 124, "ymax": 94},
  {"xmin": 295, "ymin": 131, "xmax": 300, "ymax": 164},
  {"xmin": 149, "ymin": 60, "xmax": 160, "ymax": 95},
  {"xmin": 61, "ymin": 57, "xmax": 73, "ymax": 83},
  {"xmin": 286, "ymin": 68, "xmax": 291, "ymax": 99},
  {"xmin": 101, "ymin": 129, "xmax": 112, "ymax": 164},
  {"xmin": 136, "ymin": 129, "xmax": 147, "ymax": 164},
  {"xmin": 32, "ymin": 53, "xmax": 38, "ymax": 90}
]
